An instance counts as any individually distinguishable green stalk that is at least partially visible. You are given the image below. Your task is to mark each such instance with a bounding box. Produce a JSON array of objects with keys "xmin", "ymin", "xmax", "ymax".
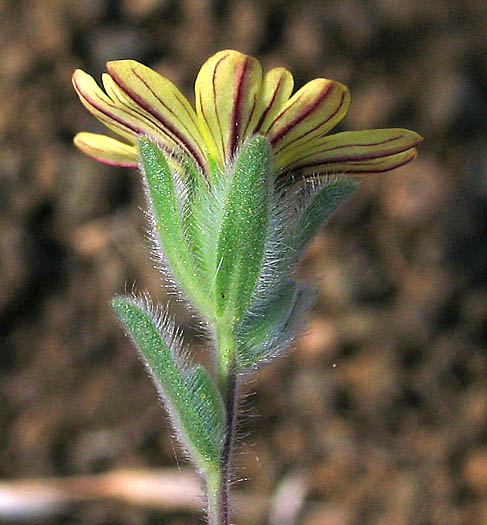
[
  {"xmin": 216, "ymin": 324, "xmax": 236, "ymax": 395},
  {"xmin": 206, "ymin": 471, "xmax": 223, "ymax": 525},
  {"xmin": 209, "ymin": 136, "xmax": 273, "ymax": 523},
  {"xmin": 213, "ymin": 324, "xmax": 239, "ymax": 525}
]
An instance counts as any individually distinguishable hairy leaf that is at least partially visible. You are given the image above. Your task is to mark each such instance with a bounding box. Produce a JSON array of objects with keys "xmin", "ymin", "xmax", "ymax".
[
  {"xmin": 215, "ymin": 136, "xmax": 272, "ymax": 326},
  {"xmin": 236, "ymin": 284, "xmax": 315, "ymax": 370},
  {"xmin": 139, "ymin": 137, "xmax": 213, "ymax": 317},
  {"xmin": 112, "ymin": 296, "xmax": 225, "ymax": 472},
  {"xmin": 294, "ymin": 178, "xmax": 358, "ymax": 254}
]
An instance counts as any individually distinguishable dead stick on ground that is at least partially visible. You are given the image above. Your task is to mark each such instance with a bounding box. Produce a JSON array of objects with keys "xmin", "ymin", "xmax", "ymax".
[{"xmin": 0, "ymin": 468, "xmax": 266, "ymax": 521}]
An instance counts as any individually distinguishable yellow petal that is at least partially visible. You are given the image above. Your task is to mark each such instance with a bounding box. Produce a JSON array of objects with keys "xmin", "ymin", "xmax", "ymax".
[
  {"xmin": 73, "ymin": 68, "xmax": 205, "ymax": 171},
  {"xmin": 106, "ymin": 60, "xmax": 208, "ymax": 171},
  {"xmin": 250, "ymin": 67, "xmax": 294, "ymax": 135},
  {"xmin": 291, "ymin": 148, "xmax": 419, "ymax": 177},
  {"xmin": 282, "ymin": 128, "xmax": 423, "ymax": 172},
  {"xmin": 73, "ymin": 69, "xmax": 139, "ymax": 145},
  {"xmin": 195, "ymin": 50, "xmax": 263, "ymax": 166},
  {"xmin": 267, "ymin": 78, "xmax": 350, "ymax": 163},
  {"xmin": 74, "ymin": 132, "xmax": 138, "ymax": 167}
]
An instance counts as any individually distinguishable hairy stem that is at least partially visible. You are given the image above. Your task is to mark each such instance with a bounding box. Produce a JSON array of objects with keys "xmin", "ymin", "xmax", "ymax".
[
  {"xmin": 220, "ymin": 371, "xmax": 239, "ymax": 524},
  {"xmin": 207, "ymin": 471, "xmax": 222, "ymax": 525},
  {"xmin": 213, "ymin": 326, "xmax": 239, "ymax": 524},
  {"xmin": 216, "ymin": 324, "xmax": 236, "ymax": 395}
]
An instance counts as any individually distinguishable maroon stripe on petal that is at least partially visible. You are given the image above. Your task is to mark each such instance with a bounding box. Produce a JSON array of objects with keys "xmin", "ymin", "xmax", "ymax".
[
  {"xmin": 74, "ymin": 76, "xmax": 145, "ymax": 137},
  {"xmin": 371, "ymin": 151, "xmax": 417, "ymax": 172},
  {"xmin": 94, "ymin": 114, "xmax": 138, "ymax": 138},
  {"xmin": 254, "ymin": 76, "xmax": 283, "ymax": 133},
  {"xmin": 242, "ymin": 92, "xmax": 258, "ymax": 139},
  {"xmin": 328, "ymin": 136, "xmax": 401, "ymax": 151},
  {"xmin": 368, "ymin": 155, "xmax": 416, "ymax": 172},
  {"xmin": 212, "ymin": 54, "xmax": 228, "ymax": 160},
  {"xmin": 297, "ymin": 135, "xmax": 403, "ymax": 164},
  {"xmin": 74, "ymin": 75, "xmax": 188, "ymax": 155},
  {"xmin": 273, "ymin": 88, "xmax": 347, "ymax": 153},
  {"xmin": 343, "ymin": 151, "xmax": 418, "ymax": 174},
  {"xmin": 289, "ymin": 133, "xmax": 422, "ymax": 170},
  {"xmin": 282, "ymin": 90, "xmax": 347, "ymax": 151},
  {"xmin": 296, "ymin": 149, "xmax": 417, "ymax": 173},
  {"xmin": 268, "ymin": 83, "xmax": 334, "ymax": 147},
  {"xmin": 229, "ymin": 56, "xmax": 250, "ymax": 156},
  {"xmin": 197, "ymin": 94, "xmax": 213, "ymax": 149},
  {"xmin": 109, "ymin": 68, "xmax": 207, "ymax": 170}
]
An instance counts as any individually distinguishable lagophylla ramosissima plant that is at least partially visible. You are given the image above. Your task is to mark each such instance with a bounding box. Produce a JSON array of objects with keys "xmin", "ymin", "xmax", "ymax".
[{"xmin": 73, "ymin": 49, "xmax": 421, "ymax": 524}]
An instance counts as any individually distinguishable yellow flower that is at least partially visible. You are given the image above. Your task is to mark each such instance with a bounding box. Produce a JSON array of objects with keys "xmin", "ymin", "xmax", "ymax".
[{"xmin": 73, "ymin": 49, "xmax": 421, "ymax": 177}]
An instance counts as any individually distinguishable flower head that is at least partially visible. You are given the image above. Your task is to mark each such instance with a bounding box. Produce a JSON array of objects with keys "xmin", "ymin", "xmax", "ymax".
[{"xmin": 73, "ymin": 49, "xmax": 421, "ymax": 178}]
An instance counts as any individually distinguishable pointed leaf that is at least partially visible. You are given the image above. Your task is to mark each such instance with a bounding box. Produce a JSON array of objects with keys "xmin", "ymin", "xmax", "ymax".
[
  {"xmin": 139, "ymin": 137, "xmax": 213, "ymax": 317},
  {"xmin": 295, "ymin": 179, "xmax": 359, "ymax": 254},
  {"xmin": 215, "ymin": 136, "xmax": 272, "ymax": 326},
  {"xmin": 236, "ymin": 284, "xmax": 316, "ymax": 370},
  {"xmin": 112, "ymin": 297, "xmax": 223, "ymax": 471}
]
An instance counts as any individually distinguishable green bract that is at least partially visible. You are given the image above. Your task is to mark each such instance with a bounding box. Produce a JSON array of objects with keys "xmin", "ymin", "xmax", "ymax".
[
  {"xmin": 112, "ymin": 297, "xmax": 224, "ymax": 472},
  {"xmin": 139, "ymin": 138, "xmax": 214, "ymax": 317},
  {"xmin": 109, "ymin": 135, "xmax": 365, "ymax": 522},
  {"xmin": 214, "ymin": 136, "xmax": 271, "ymax": 326},
  {"xmin": 113, "ymin": 134, "xmax": 360, "ymax": 520}
]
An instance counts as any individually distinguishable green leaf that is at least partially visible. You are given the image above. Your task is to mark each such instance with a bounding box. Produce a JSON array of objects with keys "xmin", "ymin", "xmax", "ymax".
[
  {"xmin": 138, "ymin": 137, "xmax": 213, "ymax": 317},
  {"xmin": 185, "ymin": 364, "xmax": 225, "ymax": 433},
  {"xmin": 237, "ymin": 281, "xmax": 298, "ymax": 357},
  {"xmin": 112, "ymin": 296, "xmax": 224, "ymax": 473},
  {"xmin": 236, "ymin": 283, "xmax": 314, "ymax": 370},
  {"xmin": 182, "ymin": 167, "xmax": 220, "ymax": 302},
  {"xmin": 215, "ymin": 136, "xmax": 272, "ymax": 326},
  {"xmin": 294, "ymin": 178, "xmax": 359, "ymax": 254}
]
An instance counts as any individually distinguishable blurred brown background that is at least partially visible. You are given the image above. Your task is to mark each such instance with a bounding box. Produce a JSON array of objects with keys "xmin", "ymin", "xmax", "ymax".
[{"xmin": 1, "ymin": 0, "xmax": 486, "ymax": 524}]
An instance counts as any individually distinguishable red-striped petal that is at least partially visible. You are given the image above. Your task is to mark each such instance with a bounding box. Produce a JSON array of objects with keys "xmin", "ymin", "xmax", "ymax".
[
  {"xmin": 194, "ymin": 50, "xmax": 263, "ymax": 166},
  {"xmin": 250, "ymin": 67, "xmax": 294, "ymax": 135},
  {"xmin": 267, "ymin": 79, "xmax": 350, "ymax": 166},
  {"xmin": 73, "ymin": 65, "xmax": 207, "ymax": 171},
  {"xmin": 106, "ymin": 60, "xmax": 208, "ymax": 171},
  {"xmin": 74, "ymin": 132, "xmax": 138, "ymax": 167},
  {"xmin": 282, "ymin": 128, "xmax": 423, "ymax": 174}
]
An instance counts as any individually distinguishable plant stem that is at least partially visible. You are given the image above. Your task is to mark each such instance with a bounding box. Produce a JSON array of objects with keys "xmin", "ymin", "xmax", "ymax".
[
  {"xmin": 216, "ymin": 324, "xmax": 235, "ymax": 395},
  {"xmin": 206, "ymin": 471, "xmax": 222, "ymax": 525},
  {"xmin": 213, "ymin": 325, "xmax": 239, "ymax": 524}
]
